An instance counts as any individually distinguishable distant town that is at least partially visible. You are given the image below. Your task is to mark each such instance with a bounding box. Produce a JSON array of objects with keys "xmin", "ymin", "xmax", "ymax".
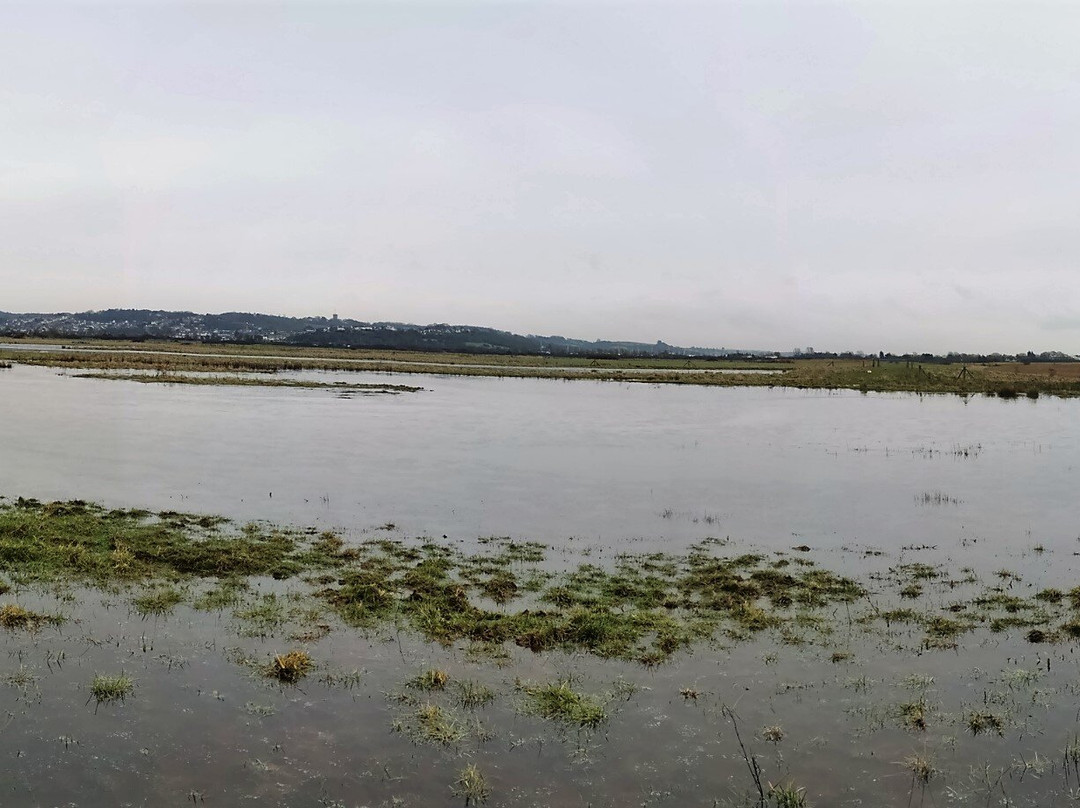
[{"xmin": 0, "ymin": 308, "xmax": 1074, "ymax": 364}]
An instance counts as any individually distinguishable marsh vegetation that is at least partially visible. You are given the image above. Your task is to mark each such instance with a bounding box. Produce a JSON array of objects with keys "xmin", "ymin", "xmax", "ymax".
[
  {"xmin": 1, "ymin": 495, "xmax": 1080, "ymax": 805},
  {"xmin": 88, "ymin": 673, "xmax": 134, "ymax": 704}
]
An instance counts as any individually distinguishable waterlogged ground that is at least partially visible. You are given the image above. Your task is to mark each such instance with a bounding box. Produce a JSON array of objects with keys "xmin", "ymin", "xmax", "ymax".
[
  {"xmin": 2, "ymin": 365, "xmax": 1080, "ymax": 806},
  {"xmin": 2, "ymin": 500, "xmax": 1080, "ymax": 806}
]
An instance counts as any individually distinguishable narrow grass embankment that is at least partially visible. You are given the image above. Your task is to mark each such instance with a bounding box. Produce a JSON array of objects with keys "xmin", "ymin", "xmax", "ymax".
[
  {"xmin": 0, "ymin": 342, "xmax": 780, "ymax": 377},
  {"xmin": 72, "ymin": 372, "xmax": 422, "ymax": 393},
  {"xmin": 771, "ymin": 359, "xmax": 1080, "ymax": 398},
  {"xmin": 3, "ymin": 340, "xmax": 1079, "ymax": 396},
  {"xmin": 0, "ymin": 338, "xmax": 781, "ymax": 370}
]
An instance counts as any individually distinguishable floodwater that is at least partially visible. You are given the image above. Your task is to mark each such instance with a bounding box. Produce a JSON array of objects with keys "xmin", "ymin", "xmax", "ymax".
[
  {"xmin": 0, "ymin": 364, "xmax": 1074, "ymax": 562},
  {"xmin": 1, "ymin": 364, "xmax": 1079, "ymax": 807}
]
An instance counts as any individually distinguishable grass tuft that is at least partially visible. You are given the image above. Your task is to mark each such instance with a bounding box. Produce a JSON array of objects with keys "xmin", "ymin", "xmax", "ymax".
[
  {"xmin": 904, "ymin": 752, "xmax": 937, "ymax": 784},
  {"xmin": 452, "ymin": 764, "xmax": 490, "ymax": 805},
  {"xmin": 762, "ymin": 725, "xmax": 785, "ymax": 743},
  {"xmin": 267, "ymin": 650, "xmax": 313, "ymax": 683},
  {"xmin": 413, "ymin": 703, "xmax": 465, "ymax": 745},
  {"xmin": 90, "ymin": 673, "xmax": 134, "ymax": 704},
  {"xmin": 132, "ymin": 586, "xmax": 184, "ymax": 616},
  {"xmin": 767, "ymin": 781, "xmax": 807, "ymax": 808},
  {"xmin": 0, "ymin": 603, "xmax": 61, "ymax": 630},
  {"xmin": 519, "ymin": 679, "xmax": 606, "ymax": 728},
  {"xmin": 408, "ymin": 668, "xmax": 450, "ymax": 691},
  {"xmin": 455, "ymin": 679, "xmax": 496, "ymax": 709},
  {"xmin": 898, "ymin": 697, "xmax": 929, "ymax": 731},
  {"xmin": 967, "ymin": 711, "xmax": 1005, "ymax": 736}
]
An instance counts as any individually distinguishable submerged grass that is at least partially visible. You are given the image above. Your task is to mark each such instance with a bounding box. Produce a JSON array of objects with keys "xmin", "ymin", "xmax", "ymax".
[
  {"xmin": 0, "ymin": 603, "xmax": 63, "ymax": 629},
  {"xmin": 6, "ymin": 495, "xmax": 1080, "ymax": 672},
  {"xmin": 452, "ymin": 764, "xmax": 490, "ymax": 806},
  {"xmin": 90, "ymin": 673, "xmax": 134, "ymax": 704},
  {"xmin": 0, "ymin": 498, "xmax": 302, "ymax": 583},
  {"xmin": 267, "ymin": 650, "xmax": 313, "ymax": 683},
  {"xmin": 410, "ymin": 703, "xmax": 466, "ymax": 746},
  {"xmin": 904, "ymin": 752, "xmax": 937, "ymax": 784},
  {"xmin": 898, "ymin": 697, "xmax": 930, "ymax": 731},
  {"xmin": 322, "ymin": 534, "xmax": 863, "ymax": 663},
  {"xmin": 518, "ymin": 679, "xmax": 607, "ymax": 728},
  {"xmin": 767, "ymin": 782, "xmax": 808, "ymax": 808},
  {"xmin": 455, "ymin": 679, "xmax": 496, "ymax": 709},
  {"xmin": 408, "ymin": 668, "xmax": 450, "ymax": 691},
  {"xmin": 132, "ymin": 586, "xmax": 184, "ymax": 616},
  {"xmin": 193, "ymin": 579, "xmax": 247, "ymax": 611},
  {"xmin": 967, "ymin": 711, "xmax": 1006, "ymax": 736}
]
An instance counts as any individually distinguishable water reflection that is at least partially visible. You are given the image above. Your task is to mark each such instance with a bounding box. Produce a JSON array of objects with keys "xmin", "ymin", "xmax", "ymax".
[
  {"xmin": 2, "ymin": 365, "xmax": 1079, "ymax": 805},
  {"xmin": 0, "ymin": 365, "xmax": 1072, "ymax": 568}
]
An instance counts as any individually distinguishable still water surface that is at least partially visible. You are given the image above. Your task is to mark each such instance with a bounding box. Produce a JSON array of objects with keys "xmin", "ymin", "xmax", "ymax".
[
  {"xmin": 1, "ymin": 364, "xmax": 1079, "ymax": 807},
  {"xmin": 0, "ymin": 364, "xmax": 1073, "ymax": 563}
]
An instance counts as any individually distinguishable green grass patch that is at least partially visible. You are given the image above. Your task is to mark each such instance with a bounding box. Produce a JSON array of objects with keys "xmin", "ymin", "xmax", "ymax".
[
  {"xmin": 0, "ymin": 602, "xmax": 63, "ymax": 630},
  {"xmin": 967, "ymin": 710, "xmax": 1006, "ymax": 736},
  {"xmin": 14, "ymin": 494, "xmax": 1080, "ymax": 673},
  {"xmin": 0, "ymin": 498, "xmax": 305, "ymax": 583},
  {"xmin": 518, "ymin": 679, "xmax": 607, "ymax": 728},
  {"xmin": 90, "ymin": 673, "xmax": 134, "ymax": 704},
  {"xmin": 455, "ymin": 679, "xmax": 496, "ymax": 709},
  {"xmin": 408, "ymin": 703, "xmax": 465, "ymax": 746},
  {"xmin": 132, "ymin": 586, "xmax": 184, "ymax": 616},
  {"xmin": 452, "ymin": 763, "xmax": 490, "ymax": 806},
  {"xmin": 408, "ymin": 668, "xmax": 450, "ymax": 691},
  {"xmin": 192, "ymin": 579, "xmax": 248, "ymax": 611}
]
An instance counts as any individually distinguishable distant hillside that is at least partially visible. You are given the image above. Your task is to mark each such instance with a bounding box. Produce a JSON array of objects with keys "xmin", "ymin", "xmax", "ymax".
[
  {"xmin": 0, "ymin": 309, "xmax": 754, "ymax": 358},
  {"xmin": 3, "ymin": 309, "xmax": 1071, "ymax": 362}
]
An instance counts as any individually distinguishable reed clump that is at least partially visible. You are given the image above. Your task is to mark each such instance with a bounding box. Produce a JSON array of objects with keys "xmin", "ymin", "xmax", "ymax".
[
  {"xmin": 452, "ymin": 764, "xmax": 490, "ymax": 805},
  {"xmin": 268, "ymin": 650, "xmax": 313, "ymax": 683}
]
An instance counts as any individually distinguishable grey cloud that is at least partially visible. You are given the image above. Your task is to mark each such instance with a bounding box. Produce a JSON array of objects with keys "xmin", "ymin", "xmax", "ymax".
[{"xmin": 1, "ymin": 2, "xmax": 1079, "ymax": 354}]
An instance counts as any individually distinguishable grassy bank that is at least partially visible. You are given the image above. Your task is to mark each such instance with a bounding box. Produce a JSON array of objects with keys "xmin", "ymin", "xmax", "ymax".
[
  {"xmin": 3, "ymin": 340, "xmax": 1079, "ymax": 396},
  {"xmin": 0, "ymin": 337, "xmax": 781, "ymax": 370},
  {"xmin": 72, "ymin": 371, "xmax": 423, "ymax": 393}
]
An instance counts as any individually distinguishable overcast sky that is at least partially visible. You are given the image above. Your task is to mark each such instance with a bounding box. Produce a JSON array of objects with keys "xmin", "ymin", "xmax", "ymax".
[{"xmin": 2, "ymin": 2, "xmax": 1078, "ymax": 353}]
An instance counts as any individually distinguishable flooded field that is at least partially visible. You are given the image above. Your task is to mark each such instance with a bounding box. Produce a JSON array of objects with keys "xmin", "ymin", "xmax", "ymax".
[{"xmin": 1, "ymin": 364, "xmax": 1079, "ymax": 806}]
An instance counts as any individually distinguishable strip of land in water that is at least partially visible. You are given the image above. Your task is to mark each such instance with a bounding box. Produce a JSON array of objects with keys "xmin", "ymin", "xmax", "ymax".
[
  {"xmin": 71, "ymin": 371, "xmax": 423, "ymax": 393},
  {"xmin": 2, "ymin": 339, "xmax": 1078, "ymax": 396}
]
